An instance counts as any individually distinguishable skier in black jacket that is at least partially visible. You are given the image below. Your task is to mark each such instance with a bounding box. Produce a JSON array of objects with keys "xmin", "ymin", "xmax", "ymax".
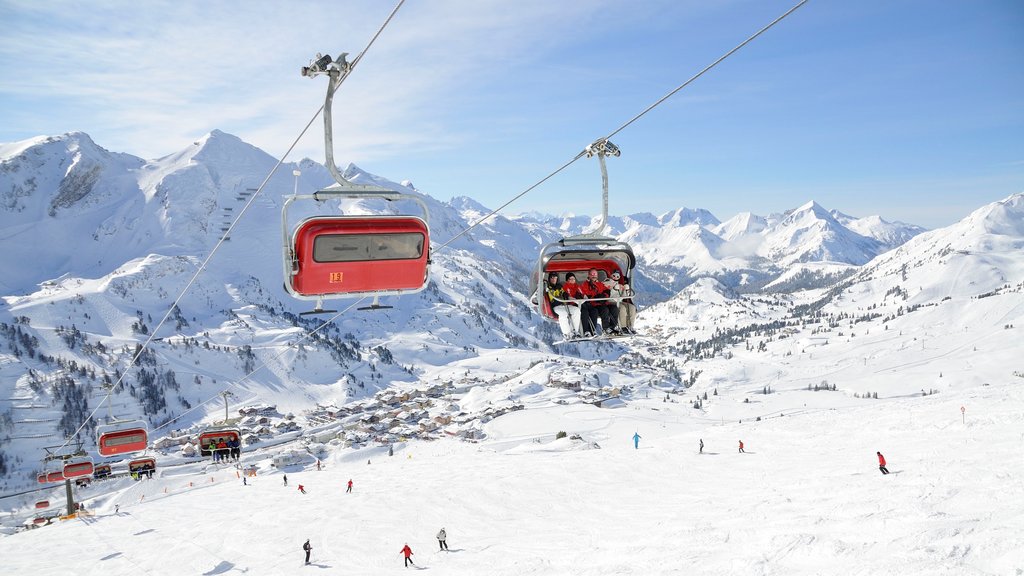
[{"xmin": 303, "ymin": 539, "xmax": 312, "ymax": 564}]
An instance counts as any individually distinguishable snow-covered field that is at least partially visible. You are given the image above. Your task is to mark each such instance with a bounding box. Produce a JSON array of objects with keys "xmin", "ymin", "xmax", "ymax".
[{"xmin": 2, "ymin": 368, "xmax": 1021, "ymax": 575}]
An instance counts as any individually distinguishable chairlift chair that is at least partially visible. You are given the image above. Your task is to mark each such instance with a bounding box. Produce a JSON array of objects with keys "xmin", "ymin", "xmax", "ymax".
[
  {"xmin": 530, "ymin": 138, "xmax": 637, "ymax": 321},
  {"xmin": 35, "ymin": 500, "xmax": 49, "ymax": 509},
  {"xmin": 96, "ymin": 421, "xmax": 149, "ymax": 456},
  {"xmin": 128, "ymin": 457, "xmax": 156, "ymax": 476},
  {"xmin": 62, "ymin": 459, "xmax": 94, "ymax": 479},
  {"xmin": 92, "ymin": 464, "xmax": 112, "ymax": 480},
  {"xmin": 197, "ymin": 427, "xmax": 241, "ymax": 458},
  {"xmin": 531, "ymin": 237, "xmax": 636, "ymax": 321},
  {"xmin": 284, "ymin": 53, "xmax": 431, "ymax": 313}
]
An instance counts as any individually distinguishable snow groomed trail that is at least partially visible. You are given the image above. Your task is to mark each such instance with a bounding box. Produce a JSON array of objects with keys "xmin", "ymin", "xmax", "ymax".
[{"xmin": 2, "ymin": 377, "xmax": 1021, "ymax": 575}]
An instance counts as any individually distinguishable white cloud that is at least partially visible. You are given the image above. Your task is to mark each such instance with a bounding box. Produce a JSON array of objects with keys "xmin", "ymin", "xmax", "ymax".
[{"xmin": 0, "ymin": 0, "xmax": 625, "ymax": 161}]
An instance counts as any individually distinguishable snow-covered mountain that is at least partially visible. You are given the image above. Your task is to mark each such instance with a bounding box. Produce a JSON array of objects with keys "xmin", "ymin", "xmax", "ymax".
[
  {"xmin": 2, "ymin": 130, "xmax": 1022, "ymax": 575},
  {"xmin": 0, "ymin": 130, "xmax": 1011, "ymax": 496}
]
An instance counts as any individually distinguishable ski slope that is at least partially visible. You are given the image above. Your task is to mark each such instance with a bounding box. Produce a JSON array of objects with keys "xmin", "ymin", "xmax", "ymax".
[{"xmin": 2, "ymin": 374, "xmax": 1021, "ymax": 575}]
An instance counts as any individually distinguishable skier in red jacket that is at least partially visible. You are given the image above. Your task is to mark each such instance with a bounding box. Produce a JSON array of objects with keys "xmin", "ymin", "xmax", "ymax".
[
  {"xmin": 400, "ymin": 543, "xmax": 414, "ymax": 567},
  {"xmin": 877, "ymin": 452, "xmax": 889, "ymax": 474},
  {"xmin": 346, "ymin": 479, "xmax": 353, "ymax": 493}
]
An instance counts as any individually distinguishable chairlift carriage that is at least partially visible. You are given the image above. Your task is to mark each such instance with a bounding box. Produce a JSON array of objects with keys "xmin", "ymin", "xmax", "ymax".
[
  {"xmin": 35, "ymin": 500, "xmax": 49, "ymax": 509},
  {"xmin": 128, "ymin": 457, "xmax": 156, "ymax": 478},
  {"xmin": 531, "ymin": 139, "xmax": 639, "ymax": 327},
  {"xmin": 92, "ymin": 464, "xmax": 112, "ymax": 480},
  {"xmin": 62, "ymin": 459, "xmax": 94, "ymax": 479},
  {"xmin": 197, "ymin": 427, "xmax": 241, "ymax": 458},
  {"xmin": 532, "ymin": 240, "xmax": 637, "ymax": 321},
  {"xmin": 284, "ymin": 53, "xmax": 431, "ymax": 314},
  {"xmin": 96, "ymin": 420, "xmax": 149, "ymax": 456}
]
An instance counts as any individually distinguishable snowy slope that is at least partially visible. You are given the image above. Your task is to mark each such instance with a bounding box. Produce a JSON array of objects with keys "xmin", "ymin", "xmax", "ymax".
[{"xmin": 0, "ymin": 350, "xmax": 1021, "ymax": 575}]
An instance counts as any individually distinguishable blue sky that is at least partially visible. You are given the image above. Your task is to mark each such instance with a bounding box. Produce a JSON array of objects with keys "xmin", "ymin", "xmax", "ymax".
[{"xmin": 1, "ymin": 0, "xmax": 1021, "ymax": 229}]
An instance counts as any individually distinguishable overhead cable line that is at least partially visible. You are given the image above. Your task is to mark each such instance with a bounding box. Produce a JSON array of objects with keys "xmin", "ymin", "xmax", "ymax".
[
  {"xmin": 433, "ymin": 0, "xmax": 809, "ymax": 253},
  {"xmin": 55, "ymin": 0, "xmax": 407, "ymax": 452}
]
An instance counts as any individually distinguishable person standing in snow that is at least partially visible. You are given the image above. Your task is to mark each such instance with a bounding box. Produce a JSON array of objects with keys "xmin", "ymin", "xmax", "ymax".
[
  {"xmin": 738, "ymin": 440, "xmax": 745, "ymax": 453},
  {"xmin": 389, "ymin": 445, "xmax": 394, "ymax": 457},
  {"xmin": 303, "ymin": 539, "xmax": 312, "ymax": 564},
  {"xmin": 437, "ymin": 527, "xmax": 449, "ymax": 551},
  {"xmin": 699, "ymin": 438, "xmax": 704, "ymax": 454},
  {"xmin": 298, "ymin": 484, "xmax": 306, "ymax": 494},
  {"xmin": 400, "ymin": 543, "xmax": 415, "ymax": 567},
  {"xmin": 346, "ymin": 479, "xmax": 353, "ymax": 493},
  {"xmin": 633, "ymin": 432, "xmax": 642, "ymax": 449},
  {"xmin": 877, "ymin": 451, "xmax": 890, "ymax": 474},
  {"xmin": 243, "ymin": 476, "xmax": 247, "ymax": 486},
  {"xmin": 283, "ymin": 474, "xmax": 288, "ymax": 486},
  {"xmin": 316, "ymin": 459, "xmax": 321, "ymax": 471}
]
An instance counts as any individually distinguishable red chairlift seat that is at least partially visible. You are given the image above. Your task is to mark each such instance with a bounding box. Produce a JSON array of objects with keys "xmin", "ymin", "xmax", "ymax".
[
  {"xmin": 96, "ymin": 421, "xmax": 149, "ymax": 456},
  {"xmin": 35, "ymin": 500, "xmax": 49, "ymax": 509},
  {"xmin": 36, "ymin": 474, "xmax": 47, "ymax": 484},
  {"xmin": 128, "ymin": 457, "xmax": 156, "ymax": 473},
  {"xmin": 62, "ymin": 460, "xmax": 94, "ymax": 479},
  {"xmin": 93, "ymin": 464, "xmax": 112, "ymax": 479},
  {"xmin": 531, "ymin": 237, "xmax": 637, "ymax": 322},
  {"xmin": 32, "ymin": 517, "xmax": 47, "ymax": 526},
  {"xmin": 288, "ymin": 216, "xmax": 429, "ymax": 297},
  {"xmin": 45, "ymin": 471, "xmax": 65, "ymax": 483},
  {"xmin": 197, "ymin": 427, "xmax": 241, "ymax": 457}
]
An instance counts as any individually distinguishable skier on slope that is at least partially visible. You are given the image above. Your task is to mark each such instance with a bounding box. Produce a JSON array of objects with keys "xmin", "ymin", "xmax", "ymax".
[
  {"xmin": 633, "ymin": 431, "xmax": 642, "ymax": 449},
  {"xmin": 283, "ymin": 474, "xmax": 288, "ymax": 486},
  {"xmin": 400, "ymin": 543, "xmax": 415, "ymax": 567},
  {"xmin": 346, "ymin": 479, "xmax": 353, "ymax": 493},
  {"xmin": 877, "ymin": 451, "xmax": 890, "ymax": 475},
  {"xmin": 437, "ymin": 527, "xmax": 449, "ymax": 551},
  {"xmin": 738, "ymin": 440, "xmax": 745, "ymax": 453},
  {"xmin": 699, "ymin": 438, "xmax": 704, "ymax": 454},
  {"xmin": 298, "ymin": 484, "xmax": 306, "ymax": 494},
  {"xmin": 303, "ymin": 539, "xmax": 312, "ymax": 564}
]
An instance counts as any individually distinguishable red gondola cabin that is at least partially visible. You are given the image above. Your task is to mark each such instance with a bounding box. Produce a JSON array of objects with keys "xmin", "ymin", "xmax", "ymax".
[{"xmin": 288, "ymin": 216, "xmax": 429, "ymax": 297}]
